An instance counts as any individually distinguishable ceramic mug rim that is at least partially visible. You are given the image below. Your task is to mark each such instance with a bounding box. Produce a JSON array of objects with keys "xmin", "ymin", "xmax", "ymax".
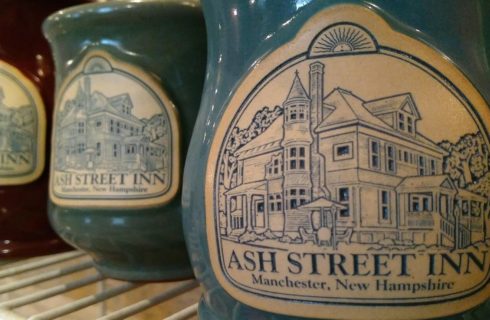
[{"xmin": 42, "ymin": 0, "xmax": 201, "ymax": 39}]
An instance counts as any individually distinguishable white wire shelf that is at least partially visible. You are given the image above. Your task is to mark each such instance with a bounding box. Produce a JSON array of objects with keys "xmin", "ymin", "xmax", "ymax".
[{"xmin": 0, "ymin": 251, "xmax": 200, "ymax": 320}]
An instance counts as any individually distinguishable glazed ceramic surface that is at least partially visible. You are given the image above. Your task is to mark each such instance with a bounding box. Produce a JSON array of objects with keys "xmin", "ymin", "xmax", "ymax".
[
  {"xmin": 0, "ymin": 1, "xmax": 86, "ymax": 258},
  {"xmin": 44, "ymin": 0, "xmax": 206, "ymax": 281},
  {"xmin": 183, "ymin": 0, "xmax": 490, "ymax": 319}
]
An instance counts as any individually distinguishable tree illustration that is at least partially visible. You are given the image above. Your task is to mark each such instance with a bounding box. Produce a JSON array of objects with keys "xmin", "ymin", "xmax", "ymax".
[
  {"xmin": 439, "ymin": 132, "xmax": 489, "ymax": 189},
  {"xmin": 142, "ymin": 114, "xmax": 167, "ymax": 143},
  {"xmin": 220, "ymin": 105, "xmax": 283, "ymax": 190},
  {"xmin": 468, "ymin": 172, "xmax": 490, "ymax": 197}
]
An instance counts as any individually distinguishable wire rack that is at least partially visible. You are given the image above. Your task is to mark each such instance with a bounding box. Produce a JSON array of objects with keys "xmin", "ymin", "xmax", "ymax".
[{"xmin": 0, "ymin": 251, "xmax": 200, "ymax": 320}]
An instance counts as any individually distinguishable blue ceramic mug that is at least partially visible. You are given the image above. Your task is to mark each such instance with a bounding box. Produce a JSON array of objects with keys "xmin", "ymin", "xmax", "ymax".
[
  {"xmin": 183, "ymin": 0, "xmax": 490, "ymax": 319},
  {"xmin": 44, "ymin": 0, "xmax": 206, "ymax": 281}
]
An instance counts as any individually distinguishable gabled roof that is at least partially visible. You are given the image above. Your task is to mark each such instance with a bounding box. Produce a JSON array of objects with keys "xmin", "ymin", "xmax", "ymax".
[
  {"xmin": 226, "ymin": 181, "xmax": 267, "ymax": 196},
  {"xmin": 60, "ymin": 106, "xmax": 86, "ymax": 128},
  {"xmin": 316, "ymin": 88, "xmax": 447, "ymax": 155},
  {"xmin": 89, "ymin": 91, "xmax": 143, "ymax": 125},
  {"xmin": 285, "ymin": 71, "xmax": 309, "ymax": 101},
  {"xmin": 364, "ymin": 93, "xmax": 421, "ymax": 119},
  {"xmin": 316, "ymin": 88, "xmax": 393, "ymax": 131},
  {"xmin": 235, "ymin": 116, "xmax": 283, "ymax": 159},
  {"xmin": 299, "ymin": 197, "xmax": 347, "ymax": 210},
  {"xmin": 396, "ymin": 175, "xmax": 457, "ymax": 192},
  {"xmin": 456, "ymin": 188, "xmax": 487, "ymax": 202},
  {"xmin": 109, "ymin": 93, "xmax": 132, "ymax": 109}
]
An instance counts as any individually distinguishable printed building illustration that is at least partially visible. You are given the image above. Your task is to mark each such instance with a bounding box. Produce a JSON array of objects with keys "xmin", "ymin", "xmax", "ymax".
[
  {"xmin": 0, "ymin": 88, "xmax": 34, "ymax": 153},
  {"xmin": 223, "ymin": 61, "xmax": 487, "ymax": 248},
  {"xmin": 56, "ymin": 77, "xmax": 165, "ymax": 172}
]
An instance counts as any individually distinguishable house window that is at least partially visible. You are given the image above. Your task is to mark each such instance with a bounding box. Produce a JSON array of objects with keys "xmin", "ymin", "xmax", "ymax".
[
  {"xmin": 116, "ymin": 122, "xmax": 121, "ymax": 134},
  {"xmin": 287, "ymin": 104, "xmax": 307, "ymax": 122},
  {"xmin": 257, "ymin": 202, "xmax": 264, "ymax": 212},
  {"xmin": 386, "ymin": 144, "xmax": 396, "ymax": 173},
  {"xmin": 398, "ymin": 113, "xmax": 405, "ymax": 130},
  {"xmin": 288, "ymin": 147, "xmax": 306, "ymax": 170},
  {"xmin": 334, "ymin": 142, "xmax": 353, "ymax": 161},
  {"xmin": 430, "ymin": 159, "xmax": 436, "ymax": 175},
  {"xmin": 299, "ymin": 109, "xmax": 305, "ymax": 119},
  {"xmin": 110, "ymin": 119, "xmax": 115, "ymax": 133},
  {"xmin": 462, "ymin": 200, "xmax": 469, "ymax": 216},
  {"xmin": 407, "ymin": 116, "xmax": 413, "ymax": 133},
  {"xmin": 96, "ymin": 120, "xmax": 102, "ymax": 128},
  {"xmin": 126, "ymin": 144, "xmax": 136, "ymax": 154},
  {"xmin": 411, "ymin": 196, "xmax": 420, "ymax": 212},
  {"xmin": 287, "ymin": 189, "xmax": 308, "ymax": 210},
  {"xmin": 276, "ymin": 195, "xmax": 282, "ymax": 211},
  {"xmin": 418, "ymin": 156, "xmax": 426, "ymax": 175},
  {"xmin": 274, "ymin": 159, "xmax": 279, "ymax": 174},
  {"xmin": 290, "ymin": 148, "xmax": 296, "ymax": 169},
  {"xmin": 269, "ymin": 194, "xmax": 282, "ymax": 212},
  {"xmin": 96, "ymin": 142, "xmax": 101, "ymax": 157},
  {"xmin": 410, "ymin": 194, "xmax": 432, "ymax": 212},
  {"xmin": 338, "ymin": 187, "xmax": 350, "ymax": 217},
  {"xmin": 77, "ymin": 143, "xmax": 85, "ymax": 154},
  {"xmin": 299, "ymin": 147, "xmax": 305, "ymax": 169},
  {"xmin": 290, "ymin": 104, "xmax": 297, "ymax": 120},
  {"xmin": 78, "ymin": 122, "xmax": 85, "ymax": 134},
  {"xmin": 380, "ymin": 190, "xmax": 390, "ymax": 221},
  {"xmin": 113, "ymin": 144, "xmax": 119, "ymax": 158},
  {"xmin": 370, "ymin": 140, "xmax": 380, "ymax": 169},
  {"xmin": 404, "ymin": 151, "xmax": 409, "ymax": 163}
]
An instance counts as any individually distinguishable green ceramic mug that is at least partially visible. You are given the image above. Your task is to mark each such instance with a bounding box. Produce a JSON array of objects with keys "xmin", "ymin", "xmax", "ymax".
[{"xmin": 43, "ymin": 0, "xmax": 206, "ymax": 281}]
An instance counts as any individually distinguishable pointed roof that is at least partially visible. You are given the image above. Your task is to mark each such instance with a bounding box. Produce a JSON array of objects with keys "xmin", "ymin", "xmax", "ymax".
[
  {"xmin": 109, "ymin": 93, "xmax": 132, "ymax": 109},
  {"xmin": 316, "ymin": 88, "xmax": 447, "ymax": 155},
  {"xmin": 299, "ymin": 197, "xmax": 347, "ymax": 210},
  {"xmin": 456, "ymin": 188, "xmax": 487, "ymax": 202},
  {"xmin": 285, "ymin": 71, "xmax": 309, "ymax": 101},
  {"xmin": 396, "ymin": 175, "xmax": 457, "ymax": 193},
  {"xmin": 364, "ymin": 93, "xmax": 421, "ymax": 119},
  {"xmin": 88, "ymin": 91, "xmax": 144, "ymax": 125},
  {"xmin": 226, "ymin": 181, "xmax": 267, "ymax": 196},
  {"xmin": 316, "ymin": 88, "xmax": 393, "ymax": 131},
  {"xmin": 60, "ymin": 106, "xmax": 85, "ymax": 128},
  {"xmin": 235, "ymin": 116, "xmax": 283, "ymax": 159}
]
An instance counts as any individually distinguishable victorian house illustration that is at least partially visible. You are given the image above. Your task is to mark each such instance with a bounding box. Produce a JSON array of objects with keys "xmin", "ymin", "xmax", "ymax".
[
  {"xmin": 0, "ymin": 89, "xmax": 34, "ymax": 153},
  {"xmin": 223, "ymin": 61, "xmax": 487, "ymax": 248},
  {"xmin": 56, "ymin": 77, "xmax": 165, "ymax": 172}
]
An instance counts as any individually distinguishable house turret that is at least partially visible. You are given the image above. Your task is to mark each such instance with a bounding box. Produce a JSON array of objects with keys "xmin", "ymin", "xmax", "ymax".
[
  {"xmin": 282, "ymin": 71, "xmax": 313, "ymax": 231},
  {"xmin": 282, "ymin": 71, "xmax": 312, "ymax": 145}
]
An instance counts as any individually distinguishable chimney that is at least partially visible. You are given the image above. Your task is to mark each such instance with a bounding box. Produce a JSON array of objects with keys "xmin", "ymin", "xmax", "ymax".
[
  {"xmin": 309, "ymin": 62, "xmax": 324, "ymax": 130},
  {"xmin": 84, "ymin": 76, "xmax": 91, "ymax": 105}
]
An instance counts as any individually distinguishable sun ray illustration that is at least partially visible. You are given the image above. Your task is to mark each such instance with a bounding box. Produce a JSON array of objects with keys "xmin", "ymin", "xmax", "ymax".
[{"xmin": 309, "ymin": 23, "xmax": 378, "ymax": 57}]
